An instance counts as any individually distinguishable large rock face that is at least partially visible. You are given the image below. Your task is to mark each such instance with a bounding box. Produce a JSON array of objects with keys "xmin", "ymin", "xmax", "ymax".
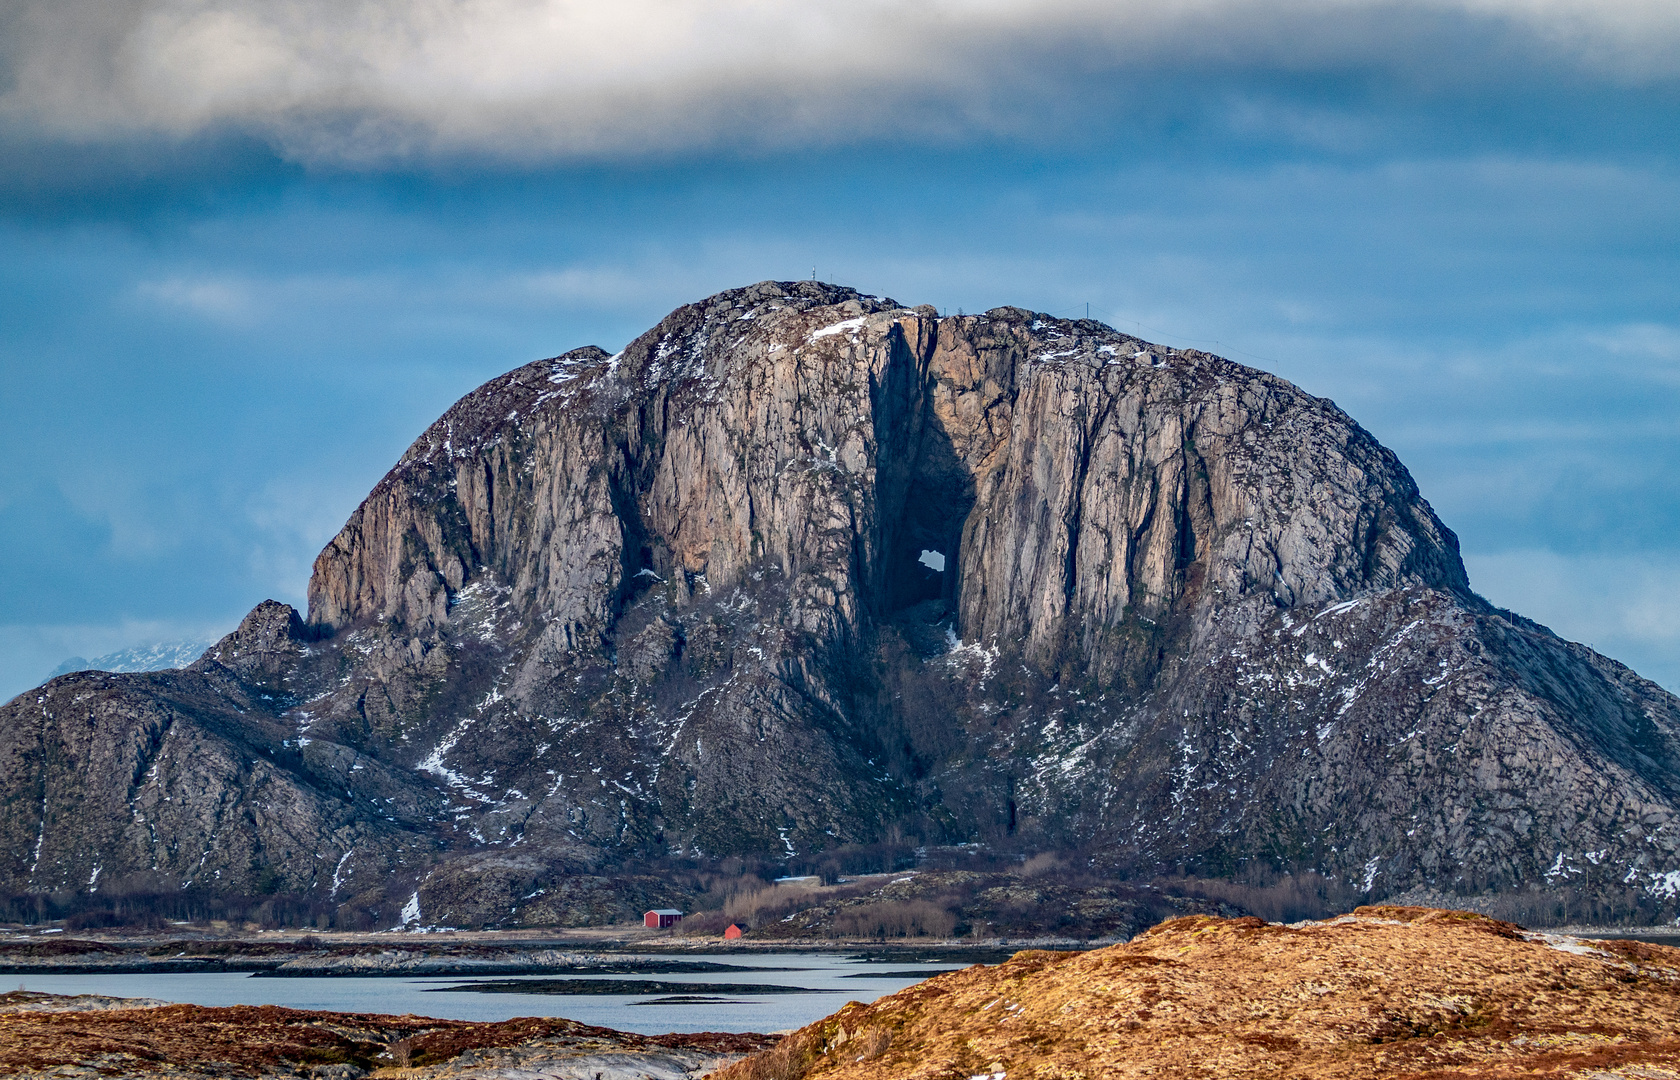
[{"xmin": 3, "ymin": 281, "xmax": 1678, "ymax": 924}]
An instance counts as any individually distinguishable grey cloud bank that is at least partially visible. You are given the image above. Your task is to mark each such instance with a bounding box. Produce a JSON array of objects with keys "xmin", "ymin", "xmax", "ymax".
[{"xmin": 5, "ymin": 0, "xmax": 1680, "ymax": 162}]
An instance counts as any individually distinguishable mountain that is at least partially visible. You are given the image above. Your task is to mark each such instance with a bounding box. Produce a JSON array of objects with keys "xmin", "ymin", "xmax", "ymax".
[
  {"xmin": 711, "ymin": 906, "xmax": 1680, "ymax": 1080},
  {"xmin": 3, "ymin": 281, "xmax": 1678, "ymax": 927},
  {"xmin": 46, "ymin": 640, "xmax": 216, "ymax": 681}
]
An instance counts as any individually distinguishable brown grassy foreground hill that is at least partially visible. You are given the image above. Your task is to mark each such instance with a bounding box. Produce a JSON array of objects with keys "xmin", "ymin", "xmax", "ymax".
[{"xmin": 715, "ymin": 907, "xmax": 1680, "ymax": 1080}]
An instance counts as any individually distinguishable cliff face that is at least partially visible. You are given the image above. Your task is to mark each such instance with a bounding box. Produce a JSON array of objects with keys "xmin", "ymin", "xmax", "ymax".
[{"xmin": 3, "ymin": 281, "xmax": 1678, "ymax": 924}]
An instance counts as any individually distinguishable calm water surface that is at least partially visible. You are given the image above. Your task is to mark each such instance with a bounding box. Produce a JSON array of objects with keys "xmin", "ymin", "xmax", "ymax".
[{"xmin": 10, "ymin": 953, "xmax": 968, "ymax": 1034}]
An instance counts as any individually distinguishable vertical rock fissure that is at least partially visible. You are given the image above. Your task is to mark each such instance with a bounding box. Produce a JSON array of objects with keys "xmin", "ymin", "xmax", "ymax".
[
  {"xmin": 478, "ymin": 457, "xmax": 497, "ymax": 568},
  {"xmin": 126, "ymin": 708, "xmax": 175, "ymax": 801}
]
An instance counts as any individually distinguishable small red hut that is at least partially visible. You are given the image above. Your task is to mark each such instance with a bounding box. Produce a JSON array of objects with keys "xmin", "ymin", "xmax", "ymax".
[
  {"xmin": 724, "ymin": 923, "xmax": 745, "ymax": 939},
  {"xmin": 644, "ymin": 908, "xmax": 684, "ymax": 928}
]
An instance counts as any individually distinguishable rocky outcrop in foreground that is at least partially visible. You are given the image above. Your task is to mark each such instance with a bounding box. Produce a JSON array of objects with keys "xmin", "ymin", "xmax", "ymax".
[
  {"xmin": 3, "ymin": 280, "xmax": 1679, "ymax": 925},
  {"xmin": 0, "ymin": 993, "xmax": 770, "ymax": 1079},
  {"xmin": 717, "ymin": 907, "xmax": 1680, "ymax": 1080}
]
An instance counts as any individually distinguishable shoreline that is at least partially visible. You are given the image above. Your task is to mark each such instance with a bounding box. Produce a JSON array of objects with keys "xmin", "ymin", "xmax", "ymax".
[
  {"xmin": 0, "ymin": 926, "xmax": 1076, "ymax": 976},
  {"xmin": 4, "ymin": 917, "xmax": 1675, "ymax": 977}
]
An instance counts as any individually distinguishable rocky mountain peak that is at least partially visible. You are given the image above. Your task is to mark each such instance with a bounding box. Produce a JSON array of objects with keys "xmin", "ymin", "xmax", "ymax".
[
  {"xmin": 1, "ymin": 281, "xmax": 1675, "ymax": 928},
  {"xmin": 194, "ymin": 600, "xmax": 308, "ymax": 683}
]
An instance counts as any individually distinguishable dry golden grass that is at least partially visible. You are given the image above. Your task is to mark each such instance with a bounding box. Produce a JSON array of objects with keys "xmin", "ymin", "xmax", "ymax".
[{"xmin": 711, "ymin": 906, "xmax": 1680, "ymax": 1080}]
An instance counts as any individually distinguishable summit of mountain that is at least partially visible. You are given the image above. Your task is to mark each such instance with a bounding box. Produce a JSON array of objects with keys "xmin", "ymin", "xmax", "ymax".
[{"xmin": 3, "ymin": 280, "xmax": 1677, "ymax": 929}]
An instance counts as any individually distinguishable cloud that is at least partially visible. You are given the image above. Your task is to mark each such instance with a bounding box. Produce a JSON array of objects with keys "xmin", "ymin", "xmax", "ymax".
[
  {"xmin": 1584, "ymin": 323, "xmax": 1680, "ymax": 384},
  {"xmin": 2, "ymin": 1, "xmax": 1677, "ymax": 164},
  {"xmin": 137, "ymin": 274, "xmax": 256, "ymax": 320},
  {"xmin": 243, "ymin": 471, "xmax": 381, "ymax": 598},
  {"xmin": 128, "ymin": 264, "xmax": 708, "ymax": 329},
  {"xmin": 516, "ymin": 266, "xmax": 678, "ymax": 307}
]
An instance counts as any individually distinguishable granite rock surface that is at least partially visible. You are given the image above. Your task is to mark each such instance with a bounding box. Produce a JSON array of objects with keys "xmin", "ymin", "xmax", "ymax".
[{"xmin": 3, "ymin": 280, "xmax": 1678, "ymax": 924}]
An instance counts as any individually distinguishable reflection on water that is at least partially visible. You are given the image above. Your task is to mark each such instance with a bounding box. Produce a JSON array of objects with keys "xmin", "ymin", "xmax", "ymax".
[{"xmin": 8, "ymin": 953, "xmax": 966, "ymax": 1035}]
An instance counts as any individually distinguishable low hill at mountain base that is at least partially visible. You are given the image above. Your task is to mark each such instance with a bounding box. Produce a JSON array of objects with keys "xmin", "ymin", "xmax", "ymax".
[{"xmin": 715, "ymin": 906, "xmax": 1680, "ymax": 1080}]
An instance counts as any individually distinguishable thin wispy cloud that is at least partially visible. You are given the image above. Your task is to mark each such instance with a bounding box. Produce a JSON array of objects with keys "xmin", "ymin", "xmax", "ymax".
[
  {"xmin": 3, "ymin": 0, "xmax": 1677, "ymax": 163},
  {"xmin": 136, "ymin": 275, "xmax": 256, "ymax": 320}
]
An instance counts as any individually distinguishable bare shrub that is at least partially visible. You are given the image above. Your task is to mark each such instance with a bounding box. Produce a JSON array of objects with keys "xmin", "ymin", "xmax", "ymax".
[
  {"xmin": 1019, "ymin": 852, "xmax": 1063, "ymax": 878},
  {"xmin": 1160, "ymin": 871, "xmax": 1358, "ymax": 924},
  {"xmin": 724, "ymin": 880, "xmax": 809, "ymax": 923},
  {"xmin": 389, "ymin": 1037, "xmax": 414, "ymax": 1068},
  {"xmin": 829, "ymin": 899, "xmax": 957, "ymax": 939},
  {"xmin": 857, "ymin": 1026, "xmax": 892, "ymax": 1059},
  {"xmin": 672, "ymin": 910, "xmax": 736, "ymax": 936},
  {"xmin": 793, "ymin": 842, "xmax": 917, "ymax": 882},
  {"xmin": 721, "ymin": 879, "xmax": 874, "ymax": 924},
  {"xmin": 1473, "ymin": 882, "xmax": 1656, "ymax": 929},
  {"xmin": 716, "ymin": 1029, "xmax": 822, "ymax": 1080}
]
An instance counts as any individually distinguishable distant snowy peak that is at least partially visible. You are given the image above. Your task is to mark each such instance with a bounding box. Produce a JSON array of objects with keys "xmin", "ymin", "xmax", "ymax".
[{"xmin": 48, "ymin": 640, "xmax": 214, "ymax": 680}]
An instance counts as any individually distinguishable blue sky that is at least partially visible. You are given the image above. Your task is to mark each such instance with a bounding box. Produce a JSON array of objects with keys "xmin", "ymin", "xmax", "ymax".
[{"xmin": 1, "ymin": 0, "xmax": 1677, "ymax": 699}]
